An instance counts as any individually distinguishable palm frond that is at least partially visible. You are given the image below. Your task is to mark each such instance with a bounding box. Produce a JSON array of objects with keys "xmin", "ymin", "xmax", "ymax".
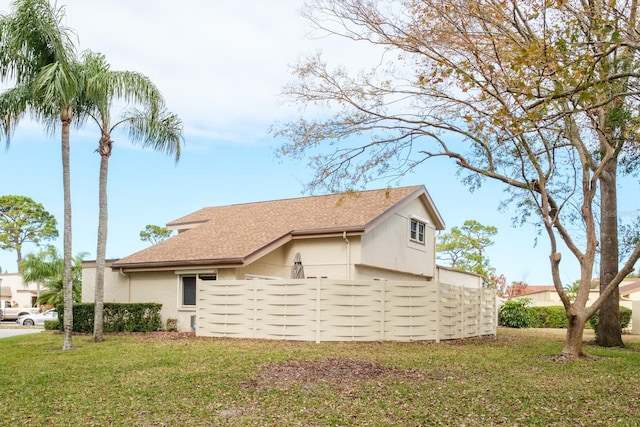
[
  {"xmin": 0, "ymin": 85, "xmax": 29, "ymax": 143},
  {"xmin": 125, "ymin": 107, "xmax": 183, "ymax": 162},
  {"xmin": 0, "ymin": 0, "xmax": 77, "ymax": 85},
  {"xmin": 33, "ymin": 61, "xmax": 80, "ymax": 108}
]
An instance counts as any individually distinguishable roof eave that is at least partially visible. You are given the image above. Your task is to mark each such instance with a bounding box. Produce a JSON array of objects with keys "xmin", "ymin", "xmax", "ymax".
[{"xmin": 111, "ymin": 257, "xmax": 245, "ymax": 272}]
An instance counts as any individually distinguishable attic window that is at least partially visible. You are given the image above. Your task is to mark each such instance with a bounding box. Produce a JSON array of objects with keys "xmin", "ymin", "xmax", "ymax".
[{"xmin": 410, "ymin": 218, "xmax": 426, "ymax": 244}]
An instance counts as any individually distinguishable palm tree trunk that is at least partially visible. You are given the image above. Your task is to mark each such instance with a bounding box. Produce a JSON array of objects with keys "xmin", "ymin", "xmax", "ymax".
[
  {"xmin": 93, "ymin": 144, "xmax": 109, "ymax": 343},
  {"xmin": 61, "ymin": 105, "xmax": 74, "ymax": 351},
  {"xmin": 596, "ymin": 157, "xmax": 623, "ymax": 347}
]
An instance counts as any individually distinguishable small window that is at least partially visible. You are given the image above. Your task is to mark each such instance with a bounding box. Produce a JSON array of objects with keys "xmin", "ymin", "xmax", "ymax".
[
  {"xmin": 410, "ymin": 218, "xmax": 426, "ymax": 244},
  {"xmin": 182, "ymin": 276, "xmax": 196, "ymax": 306}
]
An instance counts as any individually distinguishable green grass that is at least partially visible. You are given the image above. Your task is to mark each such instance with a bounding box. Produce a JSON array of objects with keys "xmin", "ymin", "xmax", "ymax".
[{"xmin": 1, "ymin": 329, "xmax": 640, "ymax": 426}]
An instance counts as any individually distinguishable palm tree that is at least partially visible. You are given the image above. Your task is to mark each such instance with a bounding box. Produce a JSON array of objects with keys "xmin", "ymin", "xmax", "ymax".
[
  {"xmin": 0, "ymin": 0, "xmax": 82, "ymax": 350},
  {"xmin": 77, "ymin": 51, "xmax": 183, "ymax": 342},
  {"xmin": 21, "ymin": 246, "xmax": 85, "ymax": 309}
]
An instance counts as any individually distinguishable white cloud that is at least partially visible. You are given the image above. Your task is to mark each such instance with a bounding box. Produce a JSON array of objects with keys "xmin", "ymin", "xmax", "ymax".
[{"xmin": 59, "ymin": 0, "xmax": 314, "ymax": 138}]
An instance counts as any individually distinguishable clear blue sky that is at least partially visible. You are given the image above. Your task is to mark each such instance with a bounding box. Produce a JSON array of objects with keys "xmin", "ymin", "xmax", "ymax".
[{"xmin": 1, "ymin": 0, "xmax": 637, "ymax": 285}]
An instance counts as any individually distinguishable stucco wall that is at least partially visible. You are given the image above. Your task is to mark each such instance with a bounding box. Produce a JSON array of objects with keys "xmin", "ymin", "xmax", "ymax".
[
  {"xmin": 437, "ymin": 267, "xmax": 483, "ymax": 288},
  {"xmin": 83, "ymin": 267, "xmax": 196, "ymax": 331},
  {"xmin": 235, "ymin": 238, "xmax": 364, "ymax": 280},
  {"xmin": 354, "ymin": 265, "xmax": 431, "ymax": 281},
  {"xmin": 361, "ymin": 200, "xmax": 436, "ymax": 278},
  {"xmin": 286, "ymin": 238, "xmax": 362, "ymax": 279},
  {"xmin": 239, "ymin": 246, "xmax": 287, "ymax": 279},
  {"xmin": 82, "ymin": 265, "xmax": 130, "ymax": 304}
]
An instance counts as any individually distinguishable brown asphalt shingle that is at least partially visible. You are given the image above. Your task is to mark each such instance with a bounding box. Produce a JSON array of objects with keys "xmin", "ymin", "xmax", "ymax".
[{"xmin": 112, "ymin": 185, "xmax": 440, "ymax": 269}]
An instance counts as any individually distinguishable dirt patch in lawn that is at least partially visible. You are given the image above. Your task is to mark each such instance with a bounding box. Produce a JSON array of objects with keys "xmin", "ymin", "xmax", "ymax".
[
  {"xmin": 240, "ymin": 357, "xmax": 427, "ymax": 391},
  {"xmin": 120, "ymin": 331, "xmax": 196, "ymax": 340}
]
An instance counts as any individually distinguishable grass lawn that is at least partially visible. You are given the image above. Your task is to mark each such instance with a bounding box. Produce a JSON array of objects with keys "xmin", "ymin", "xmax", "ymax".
[{"xmin": 1, "ymin": 328, "xmax": 639, "ymax": 426}]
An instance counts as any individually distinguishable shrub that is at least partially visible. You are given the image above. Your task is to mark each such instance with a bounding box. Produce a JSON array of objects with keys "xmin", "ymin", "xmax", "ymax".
[
  {"xmin": 621, "ymin": 306, "xmax": 632, "ymax": 329},
  {"xmin": 498, "ymin": 298, "xmax": 534, "ymax": 328},
  {"xmin": 165, "ymin": 318, "xmax": 178, "ymax": 332},
  {"xmin": 529, "ymin": 306, "xmax": 568, "ymax": 328},
  {"xmin": 589, "ymin": 306, "xmax": 632, "ymax": 335},
  {"xmin": 58, "ymin": 303, "xmax": 163, "ymax": 333},
  {"xmin": 44, "ymin": 319, "xmax": 59, "ymax": 331}
]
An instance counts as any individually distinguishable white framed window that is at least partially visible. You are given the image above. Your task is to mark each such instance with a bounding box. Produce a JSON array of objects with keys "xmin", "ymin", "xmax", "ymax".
[
  {"xmin": 181, "ymin": 276, "xmax": 196, "ymax": 306},
  {"xmin": 410, "ymin": 218, "xmax": 426, "ymax": 244}
]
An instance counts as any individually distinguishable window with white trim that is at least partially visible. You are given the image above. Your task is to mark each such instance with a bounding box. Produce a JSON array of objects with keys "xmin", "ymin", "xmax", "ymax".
[
  {"xmin": 181, "ymin": 276, "xmax": 196, "ymax": 306},
  {"xmin": 410, "ymin": 218, "xmax": 426, "ymax": 244}
]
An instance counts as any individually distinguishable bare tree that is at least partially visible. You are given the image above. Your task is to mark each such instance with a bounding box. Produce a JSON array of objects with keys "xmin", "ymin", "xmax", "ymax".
[{"xmin": 273, "ymin": 0, "xmax": 640, "ymax": 359}]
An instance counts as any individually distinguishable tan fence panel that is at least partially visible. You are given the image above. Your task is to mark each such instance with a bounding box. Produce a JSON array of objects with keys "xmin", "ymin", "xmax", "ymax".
[
  {"xmin": 258, "ymin": 280, "xmax": 317, "ymax": 340},
  {"xmin": 197, "ymin": 280, "xmax": 257, "ymax": 338},
  {"xmin": 479, "ymin": 288, "xmax": 497, "ymax": 335},
  {"xmin": 462, "ymin": 287, "xmax": 481, "ymax": 338},
  {"xmin": 384, "ymin": 281, "xmax": 439, "ymax": 341},
  {"xmin": 438, "ymin": 283, "xmax": 463, "ymax": 340},
  {"xmin": 196, "ymin": 279, "xmax": 496, "ymax": 342},
  {"xmin": 319, "ymin": 280, "xmax": 385, "ymax": 342}
]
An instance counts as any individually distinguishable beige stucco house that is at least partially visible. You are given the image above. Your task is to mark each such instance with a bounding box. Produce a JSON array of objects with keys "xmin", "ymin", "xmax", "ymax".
[
  {"xmin": 0, "ymin": 273, "xmax": 39, "ymax": 309},
  {"xmin": 83, "ymin": 185, "xmax": 492, "ymax": 338}
]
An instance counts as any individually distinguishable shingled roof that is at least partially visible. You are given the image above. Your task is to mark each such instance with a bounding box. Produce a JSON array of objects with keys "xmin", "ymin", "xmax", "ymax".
[
  {"xmin": 111, "ymin": 185, "xmax": 443, "ymax": 270},
  {"xmin": 620, "ymin": 280, "xmax": 640, "ymax": 297}
]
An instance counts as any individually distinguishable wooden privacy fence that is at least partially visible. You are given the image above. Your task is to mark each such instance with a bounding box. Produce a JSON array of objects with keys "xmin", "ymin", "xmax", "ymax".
[{"xmin": 196, "ymin": 279, "xmax": 496, "ymax": 343}]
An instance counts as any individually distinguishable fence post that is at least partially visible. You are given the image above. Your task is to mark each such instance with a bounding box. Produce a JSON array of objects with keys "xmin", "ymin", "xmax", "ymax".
[
  {"xmin": 379, "ymin": 279, "xmax": 386, "ymax": 341},
  {"xmin": 436, "ymin": 279, "xmax": 441, "ymax": 343},
  {"xmin": 477, "ymin": 288, "xmax": 481, "ymax": 337},
  {"xmin": 459, "ymin": 285, "xmax": 464, "ymax": 339},
  {"xmin": 252, "ymin": 280, "xmax": 258, "ymax": 338},
  {"xmin": 315, "ymin": 277, "xmax": 322, "ymax": 343}
]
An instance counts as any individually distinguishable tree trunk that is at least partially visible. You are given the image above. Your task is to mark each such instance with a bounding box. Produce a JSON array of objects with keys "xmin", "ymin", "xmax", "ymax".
[
  {"xmin": 16, "ymin": 247, "xmax": 22, "ymax": 272},
  {"xmin": 93, "ymin": 146, "xmax": 109, "ymax": 343},
  {"xmin": 560, "ymin": 311, "xmax": 588, "ymax": 360},
  {"xmin": 61, "ymin": 105, "xmax": 74, "ymax": 351},
  {"xmin": 596, "ymin": 157, "xmax": 623, "ymax": 347}
]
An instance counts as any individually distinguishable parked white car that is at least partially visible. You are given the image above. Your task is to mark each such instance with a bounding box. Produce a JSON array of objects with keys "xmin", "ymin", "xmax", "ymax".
[{"xmin": 16, "ymin": 309, "xmax": 58, "ymax": 326}]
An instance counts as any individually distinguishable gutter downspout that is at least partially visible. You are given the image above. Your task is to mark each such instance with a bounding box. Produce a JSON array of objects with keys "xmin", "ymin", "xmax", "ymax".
[
  {"xmin": 119, "ymin": 268, "xmax": 131, "ymax": 303},
  {"xmin": 343, "ymin": 231, "xmax": 351, "ymax": 280}
]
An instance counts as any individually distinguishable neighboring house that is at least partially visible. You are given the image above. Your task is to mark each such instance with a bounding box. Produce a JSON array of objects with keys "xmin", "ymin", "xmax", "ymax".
[
  {"xmin": 83, "ymin": 185, "xmax": 493, "ymax": 339},
  {"xmin": 0, "ymin": 273, "xmax": 39, "ymax": 308}
]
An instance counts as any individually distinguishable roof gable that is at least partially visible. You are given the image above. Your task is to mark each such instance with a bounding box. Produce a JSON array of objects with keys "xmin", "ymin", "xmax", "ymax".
[{"xmin": 113, "ymin": 185, "xmax": 442, "ymax": 269}]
